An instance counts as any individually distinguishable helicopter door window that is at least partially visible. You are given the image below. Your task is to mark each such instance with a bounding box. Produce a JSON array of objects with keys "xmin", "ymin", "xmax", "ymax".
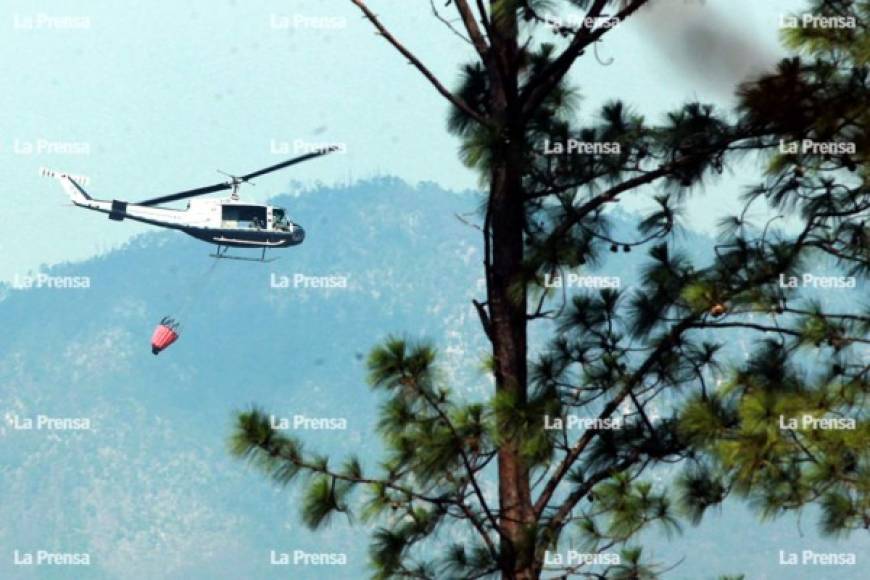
[{"xmin": 222, "ymin": 205, "xmax": 267, "ymax": 230}]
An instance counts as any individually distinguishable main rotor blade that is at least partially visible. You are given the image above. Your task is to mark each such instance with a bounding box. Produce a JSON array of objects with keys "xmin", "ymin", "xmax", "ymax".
[
  {"xmin": 136, "ymin": 147, "xmax": 337, "ymax": 206},
  {"xmin": 241, "ymin": 147, "xmax": 338, "ymax": 181},
  {"xmin": 138, "ymin": 182, "xmax": 232, "ymax": 207}
]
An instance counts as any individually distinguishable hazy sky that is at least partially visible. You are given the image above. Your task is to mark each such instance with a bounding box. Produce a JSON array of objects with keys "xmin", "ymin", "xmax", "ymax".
[{"xmin": 1, "ymin": 0, "xmax": 800, "ymax": 281}]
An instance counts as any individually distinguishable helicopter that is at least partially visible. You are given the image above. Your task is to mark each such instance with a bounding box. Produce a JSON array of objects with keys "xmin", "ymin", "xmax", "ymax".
[{"xmin": 42, "ymin": 147, "xmax": 337, "ymax": 262}]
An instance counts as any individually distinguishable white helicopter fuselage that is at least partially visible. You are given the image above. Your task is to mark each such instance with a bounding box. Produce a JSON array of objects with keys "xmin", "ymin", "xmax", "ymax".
[{"xmin": 44, "ymin": 169, "xmax": 305, "ymax": 249}]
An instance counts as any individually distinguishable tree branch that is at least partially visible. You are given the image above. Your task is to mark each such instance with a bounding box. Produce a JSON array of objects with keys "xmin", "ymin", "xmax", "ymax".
[
  {"xmin": 473, "ymin": 299, "xmax": 494, "ymax": 340},
  {"xmin": 690, "ymin": 321, "xmax": 870, "ymax": 345},
  {"xmin": 410, "ymin": 374, "xmax": 505, "ymax": 542},
  {"xmin": 453, "ymin": 0, "xmax": 491, "ymax": 58},
  {"xmin": 349, "ymin": 0, "xmax": 489, "ymax": 126},
  {"xmin": 540, "ymin": 130, "xmax": 769, "ymax": 247},
  {"xmin": 520, "ymin": 0, "xmax": 650, "ymax": 119},
  {"xmin": 535, "ymin": 209, "xmax": 833, "ymax": 518},
  {"xmin": 430, "ymin": 0, "xmax": 473, "ymax": 44},
  {"xmin": 475, "ymin": 0, "xmax": 492, "ymax": 39},
  {"xmin": 533, "ymin": 317, "xmax": 697, "ymax": 516},
  {"xmin": 544, "ymin": 448, "xmax": 643, "ymax": 547}
]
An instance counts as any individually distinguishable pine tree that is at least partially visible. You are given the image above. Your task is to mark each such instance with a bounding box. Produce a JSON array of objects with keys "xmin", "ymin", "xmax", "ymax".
[{"xmin": 231, "ymin": 1, "xmax": 868, "ymax": 577}]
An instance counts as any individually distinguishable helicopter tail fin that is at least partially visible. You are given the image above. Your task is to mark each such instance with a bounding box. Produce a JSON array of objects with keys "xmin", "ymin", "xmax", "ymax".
[{"xmin": 40, "ymin": 168, "xmax": 93, "ymax": 204}]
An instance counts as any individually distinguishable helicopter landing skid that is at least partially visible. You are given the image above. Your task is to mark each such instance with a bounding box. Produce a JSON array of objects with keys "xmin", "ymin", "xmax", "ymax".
[{"xmin": 210, "ymin": 245, "xmax": 278, "ymax": 263}]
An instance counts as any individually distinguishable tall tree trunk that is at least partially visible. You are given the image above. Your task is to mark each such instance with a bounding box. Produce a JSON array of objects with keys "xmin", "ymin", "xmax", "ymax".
[
  {"xmin": 490, "ymin": 151, "xmax": 536, "ymax": 579},
  {"xmin": 487, "ymin": 6, "xmax": 535, "ymax": 577}
]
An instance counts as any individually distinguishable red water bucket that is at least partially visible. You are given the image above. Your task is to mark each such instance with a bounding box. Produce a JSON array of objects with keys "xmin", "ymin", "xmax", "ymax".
[{"xmin": 151, "ymin": 324, "xmax": 179, "ymax": 355}]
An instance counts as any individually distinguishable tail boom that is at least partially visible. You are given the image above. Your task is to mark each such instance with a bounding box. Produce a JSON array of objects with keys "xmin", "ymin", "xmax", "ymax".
[{"xmin": 41, "ymin": 167, "xmax": 111, "ymax": 212}]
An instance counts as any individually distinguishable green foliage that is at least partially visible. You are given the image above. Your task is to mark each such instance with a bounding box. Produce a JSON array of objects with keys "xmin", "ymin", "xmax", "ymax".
[
  {"xmin": 230, "ymin": 408, "xmax": 305, "ymax": 485},
  {"xmin": 781, "ymin": 0, "xmax": 869, "ymax": 65},
  {"xmin": 677, "ymin": 342, "xmax": 869, "ymax": 536},
  {"xmin": 609, "ymin": 547, "xmax": 658, "ymax": 580},
  {"xmin": 594, "ymin": 475, "xmax": 681, "ymax": 542},
  {"xmin": 443, "ymin": 542, "xmax": 499, "ymax": 579},
  {"xmin": 302, "ymin": 475, "xmax": 351, "ymax": 529},
  {"xmin": 231, "ymin": 339, "xmax": 503, "ymax": 577},
  {"xmin": 675, "ymin": 464, "xmax": 727, "ymax": 525}
]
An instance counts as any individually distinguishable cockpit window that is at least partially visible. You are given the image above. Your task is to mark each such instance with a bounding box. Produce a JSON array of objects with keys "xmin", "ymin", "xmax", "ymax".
[{"xmin": 273, "ymin": 208, "xmax": 292, "ymax": 231}]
